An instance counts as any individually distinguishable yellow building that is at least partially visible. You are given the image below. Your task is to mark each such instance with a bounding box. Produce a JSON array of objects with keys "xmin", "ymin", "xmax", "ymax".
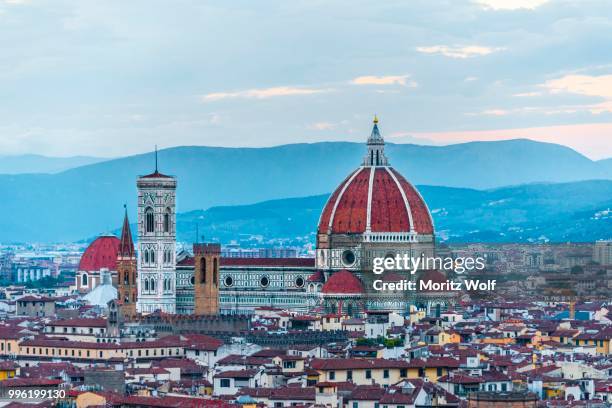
[
  {"xmin": 0, "ymin": 361, "xmax": 18, "ymax": 380},
  {"xmin": 574, "ymin": 332, "xmax": 611, "ymax": 355},
  {"xmin": 17, "ymin": 336, "xmax": 190, "ymax": 363},
  {"xmin": 0, "ymin": 328, "xmax": 21, "ymax": 357},
  {"xmin": 310, "ymin": 357, "xmax": 460, "ymax": 385}
]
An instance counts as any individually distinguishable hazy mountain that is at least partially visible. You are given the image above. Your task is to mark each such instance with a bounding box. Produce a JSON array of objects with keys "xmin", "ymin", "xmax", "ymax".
[
  {"xmin": 0, "ymin": 139, "xmax": 610, "ymax": 242},
  {"xmin": 598, "ymin": 158, "xmax": 612, "ymax": 173},
  {"xmin": 0, "ymin": 154, "xmax": 105, "ymax": 174},
  {"xmin": 176, "ymin": 180, "xmax": 612, "ymax": 244}
]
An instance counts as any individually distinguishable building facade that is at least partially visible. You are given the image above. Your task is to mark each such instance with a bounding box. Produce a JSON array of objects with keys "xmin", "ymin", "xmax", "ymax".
[
  {"xmin": 136, "ymin": 168, "xmax": 178, "ymax": 314},
  {"xmin": 116, "ymin": 208, "xmax": 138, "ymax": 317}
]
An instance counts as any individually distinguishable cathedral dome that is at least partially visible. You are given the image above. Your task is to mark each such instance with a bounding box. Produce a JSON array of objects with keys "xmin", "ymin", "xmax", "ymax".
[
  {"xmin": 79, "ymin": 235, "xmax": 120, "ymax": 272},
  {"xmin": 322, "ymin": 270, "xmax": 364, "ymax": 294},
  {"xmin": 317, "ymin": 118, "xmax": 433, "ymax": 236}
]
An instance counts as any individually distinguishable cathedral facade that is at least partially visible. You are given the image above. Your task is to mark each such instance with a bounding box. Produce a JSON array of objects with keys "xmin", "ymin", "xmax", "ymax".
[{"xmin": 110, "ymin": 118, "xmax": 453, "ymax": 317}]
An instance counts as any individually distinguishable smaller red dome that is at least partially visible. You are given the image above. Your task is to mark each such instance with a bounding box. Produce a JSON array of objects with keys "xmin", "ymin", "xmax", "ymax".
[
  {"xmin": 79, "ymin": 235, "xmax": 120, "ymax": 272},
  {"xmin": 322, "ymin": 270, "xmax": 364, "ymax": 294}
]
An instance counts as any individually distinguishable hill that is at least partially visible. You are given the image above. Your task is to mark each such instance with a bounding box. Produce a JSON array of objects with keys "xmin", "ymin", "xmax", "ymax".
[
  {"xmin": 0, "ymin": 139, "xmax": 610, "ymax": 242},
  {"xmin": 175, "ymin": 180, "xmax": 612, "ymax": 244},
  {"xmin": 0, "ymin": 154, "xmax": 105, "ymax": 174}
]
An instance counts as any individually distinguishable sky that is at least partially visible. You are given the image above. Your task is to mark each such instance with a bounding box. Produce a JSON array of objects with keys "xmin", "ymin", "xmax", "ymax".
[{"xmin": 1, "ymin": 0, "xmax": 612, "ymax": 160}]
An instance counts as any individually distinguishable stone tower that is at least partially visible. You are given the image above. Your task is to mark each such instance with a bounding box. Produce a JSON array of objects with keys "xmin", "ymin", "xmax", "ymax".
[
  {"xmin": 136, "ymin": 154, "xmax": 177, "ymax": 314},
  {"xmin": 116, "ymin": 207, "xmax": 137, "ymax": 318},
  {"xmin": 193, "ymin": 243, "xmax": 221, "ymax": 315}
]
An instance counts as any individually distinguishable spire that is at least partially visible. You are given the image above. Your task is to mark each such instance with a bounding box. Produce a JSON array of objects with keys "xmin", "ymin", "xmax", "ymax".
[
  {"xmin": 154, "ymin": 145, "xmax": 158, "ymax": 173},
  {"xmin": 363, "ymin": 115, "xmax": 388, "ymax": 167},
  {"xmin": 118, "ymin": 205, "xmax": 135, "ymax": 259}
]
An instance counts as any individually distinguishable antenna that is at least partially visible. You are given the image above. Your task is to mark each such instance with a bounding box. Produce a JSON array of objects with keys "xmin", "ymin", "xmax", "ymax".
[
  {"xmin": 154, "ymin": 145, "xmax": 158, "ymax": 172},
  {"xmin": 195, "ymin": 224, "xmax": 199, "ymax": 244}
]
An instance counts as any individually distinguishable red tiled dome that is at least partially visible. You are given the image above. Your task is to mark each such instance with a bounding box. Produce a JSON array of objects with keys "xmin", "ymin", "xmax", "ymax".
[
  {"xmin": 318, "ymin": 167, "xmax": 433, "ymax": 235},
  {"xmin": 78, "ymin": 235, "xmax": 120, "ymax": 272},
  {"xmin": 322, "ymin": 270, "xmax": 364, "ymax": 294}
]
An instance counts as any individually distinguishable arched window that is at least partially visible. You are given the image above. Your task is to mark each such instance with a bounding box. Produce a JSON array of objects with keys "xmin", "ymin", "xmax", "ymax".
[
  {"xmin": 81, "ymin": 274, "xmax": 88, "ymax": 287},
  {"xmin": 200, "ymin": 257, "xmax": 207, "ymax": 284},
  {"xmin": 144, "ymin": 278, "xmax": 149, "ymax": 292},
  {"xmin": 145, "ymin": 207, "xmax": 154, "ymax": 233},
  {"xmin": 144, "ymin": 249, "xmax": 149, "ymax": 264},
  {"xmin": 150, "ymin": 249, "xmax": 155, "ymax": 264},
  {"xmin": 123, "ymin": 272, "xmax": 129, "ymax": 285},
  {"xmin": 163, "ymin": 208, "xmax": 171, "ymax": 233},
  {"xmin": 151, "ymin": 278, "xmax": 156, "ymax": 292}
]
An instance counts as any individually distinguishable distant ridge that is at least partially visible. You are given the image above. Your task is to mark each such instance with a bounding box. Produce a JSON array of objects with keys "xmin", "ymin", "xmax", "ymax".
[
  {"xmin": 0, "ymin": 154, "xmax": 105, "ymax": 174},
  {"xmin": 0, "ymin": 139, "xmax": 610, "ymax": 242},
  {"xmin": 176, "ymin": 180, "xmax": 612, "ymax": 244}
]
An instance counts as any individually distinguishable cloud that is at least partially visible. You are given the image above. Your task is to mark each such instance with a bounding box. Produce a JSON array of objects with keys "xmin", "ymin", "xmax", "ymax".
[
  {"xmin": 351, "ymin": 75, "xmax": 416, "ymax": 87},
  {"xmin": 473, "ymin": 0, "xmax": 549, "ymax": 10},
  {"xmin": 309, "ymin": 122, "xmax": 336, "ymax": 131},
  {"xmin": 416, "ymin": 45, "xmax": 504, "ymax": 59},
  {"xmin": 201, "ymin": 86, "xmax": 330, "ymax": 102},
  {"xmin": 480, "ymin": 109, "xmax": 510, "ymax": 116},
  {"xmin": 513, "ymin": 91, "xmax": 542, "ymax": 97},
  {"xmin": 541, "ymin": 74, "xmax": 612, "ymax": 113}
]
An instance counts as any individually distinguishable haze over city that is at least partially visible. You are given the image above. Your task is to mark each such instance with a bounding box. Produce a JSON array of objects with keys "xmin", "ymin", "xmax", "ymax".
[{"xmin": 1, "ymin": 0, "xmax": 612, "ymax": 159}]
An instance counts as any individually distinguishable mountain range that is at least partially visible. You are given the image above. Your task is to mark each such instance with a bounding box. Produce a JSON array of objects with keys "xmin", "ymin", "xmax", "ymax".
[
  {"xmin": 176, "ymin": 180, "xmax": 612, "ymax": 244},
  {"xmin": 0, "ymin": 154, "xmax": 105, "ymax": 174},
  {"xmin": 0, "ymin": 138, "xmax": 610, "ymax": 242}
]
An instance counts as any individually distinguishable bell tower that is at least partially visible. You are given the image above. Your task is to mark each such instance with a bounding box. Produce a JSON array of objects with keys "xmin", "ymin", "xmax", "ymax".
[
  {"xmin": 193, "ymin": 243, "xmax": 220, "ymax": 315},
  {"xmin": 116, "ymin": 206, "xmax": 137, "ymax": 318},
  {"xmin": 136, "ymin": 149, "xmax": 177, "ymax": 314}
]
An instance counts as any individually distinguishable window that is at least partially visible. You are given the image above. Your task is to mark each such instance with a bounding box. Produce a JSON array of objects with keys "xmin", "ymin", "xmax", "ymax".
[
  {"xmin": 144, "ymin": 279, "xmax": 149, "ymax": 292},
  {"xmin": 501, "ymin": 383, "xmax": 507, "ymax": 391},
  {"xmin": 200, "ymin": 258, "xmax": 207, "ymax": 283},
  {"xmin": 329, "ymin": 371, "xmax": 335, "ymax": 380},
  {"xmin": 383, "ymin": 369, "xmax": 389, "ymax": 379},
  {"xmin": 163, "ymin": 208, "xmax": 171, "ymax": 232},
  {"xmin": 437, "ymin": 367, "xmax": 443, "ymax": 376},
  {"xmin": 353, "ymin": 403, "xmax": 358, "ymax": 408},
  {"xmin": 81, "ymin": 274, "xmax": 88, "ymax": 287},
  {"xmin": 145, "ymin": 207, "xmax": 154, "ymax": 233},
  {"xmin": 400, "ymin": 368, "xmax": 407, "ymax": 377},
  {"xmin": 365, "ymin": 370, "xmax": 372, "ymax": 379},
  {"xmin": 347, "ymin": 370, "xmax": 353, "ymax": 381},
  {"xmin": 213, "ymin": 258, "xmax": 218, "ymax": 286},
  {"xmin": 144, "ymin": 249, "xmax": 149, "ymax": 264},
  {"xmin": 220, "ymin": 379, "xmax": 231, "ymax": 388}
]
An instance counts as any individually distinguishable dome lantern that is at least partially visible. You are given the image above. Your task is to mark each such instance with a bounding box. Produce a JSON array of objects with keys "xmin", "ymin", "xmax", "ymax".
[{"xmin": 364, "ymin": 115, "xmax": 388, "ymax": 167}]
